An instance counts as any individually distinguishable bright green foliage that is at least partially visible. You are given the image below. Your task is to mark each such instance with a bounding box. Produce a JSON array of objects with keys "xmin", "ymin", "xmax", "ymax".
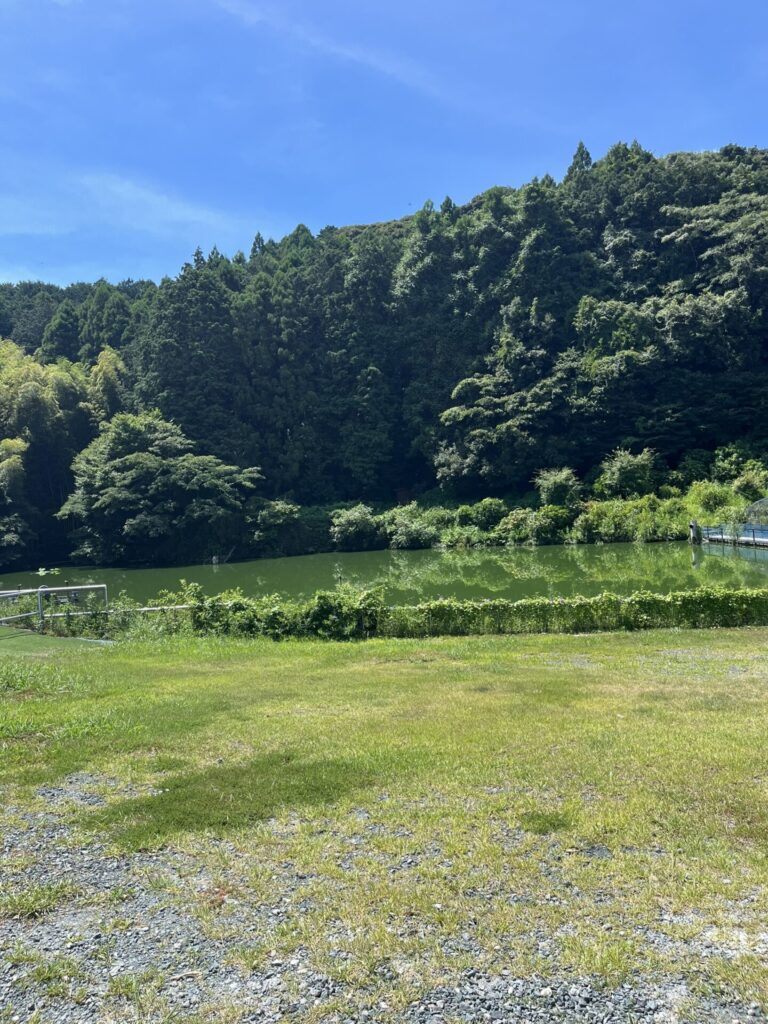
[
  {"xmin": 330, "ymin": 504, "xmax": 385, "ymax": 551},
  {"xmin": 138, "ymin": 581, "xmax": 385, "ymax": 641},
  {"xmin": 40, "ymin": 579, "xmax": 768, "ymax": 642},
  {"xmin": 89, "ymin": 347, "xmax": 127, "ymax": 421},
  {"xmin": 382, "ymin": 587, "xmax": 768, "ymax": 638},
  {"xmin": 594, "ymin": 448, "xmax": 661, "ymax": 499},
  {"xmin": 440, "ymin": 523, "xmax": 492, "ymax": 548},
  {"xmin": 711, "ymin": 442, "xmax": 767, "ymax": 482},
  {"xmin": 493, "ymin": 508, "xmax": 534, "ymax": 544},
  {"xmin": 494, "ymin": 504, "xmax": 576, "ymax": 545},
  {"xmin": 534, "ymin": 467, "xmax": 583, "ymax": 508},
  {"xmin": 686, "ymin": 480, "xmax": 747, "ymax": 520},
  {"xmin": 527, "ymin": 505, "xmax": 575, "ymax": 544},
  {"xmin": 456, "ymin": 497, "xmax": 508, "ymax": 529},
  {"xmin": 571, "ymin": 495, "xmax": 688, "ymax": 543},
  {"xmin": 0, "ymin": 341, "xmax": 94, "ymax": 564},
  {"xmin": 0, "ymin": 437, "xmax": 34, "ymax": 564},
  {"xmin": 252, "ymin": 499, "xmax": 301, "ymax": 557},
  {"xmin": 59, "ymin": 412, "xmax": 261, "ymax": 565},
  {"xmin": 380, "ymin": 502, "xmax": 442, "ymax": 549},
  {"xmin": 733, "ymin": 466, "xmax": 768, "ymax": 502}
]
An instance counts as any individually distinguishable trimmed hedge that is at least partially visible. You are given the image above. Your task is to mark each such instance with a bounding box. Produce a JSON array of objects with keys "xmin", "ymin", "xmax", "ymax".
[
  {"xmin": 380, "ymin": 587, "xmax": 768, "ymax": 637},
  {"xmin": 40, "ymin": 583, "xmax": 768, "ymax": 641}
]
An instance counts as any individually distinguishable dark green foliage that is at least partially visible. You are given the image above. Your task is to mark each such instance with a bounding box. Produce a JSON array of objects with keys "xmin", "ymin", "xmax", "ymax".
[
  {"xmin": 131, "ymin": 258, "xmax": 257, "ymax": 466},
  {"xmin": 4, "ymin": 142, "xmax": 768, "ymax": 569},
  {"xmin": 59, "ymin": 412, "xmax": 261, "ymax": 565},
  {"xmin": 251, "ymin": 501, "xmax": 334, "ymax": 558},
  {"xmin": 438, "ymin": 145, "xmax": 768, "ymax": 493},
  {"xmin": 670, "ymin": 449, "xmax": 714, "ymax": 489},
  {"xmin": 38, "ymin": 300, "xmax": 81, "ymax": 363},
  {"xmin": 77, "ymin": 282, "xmax": 132, "ymax": 361}
]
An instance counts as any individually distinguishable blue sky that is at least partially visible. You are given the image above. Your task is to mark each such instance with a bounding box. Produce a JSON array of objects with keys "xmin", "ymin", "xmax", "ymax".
[{"xmin": 0, "ymin": 0, "xmax": 766, "ymax": 285}]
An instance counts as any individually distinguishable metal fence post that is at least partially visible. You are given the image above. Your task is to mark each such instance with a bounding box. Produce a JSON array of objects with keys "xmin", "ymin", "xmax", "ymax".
[{"xmin": 37, "ymin": 587, "xmax": 46, "ymax": 626}]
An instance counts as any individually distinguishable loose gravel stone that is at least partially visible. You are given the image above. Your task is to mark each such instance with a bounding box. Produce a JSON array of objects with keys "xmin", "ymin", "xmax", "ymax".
[{"xmin": 1, "ymin": 773, "xmax": 766, "ymax": 1023}]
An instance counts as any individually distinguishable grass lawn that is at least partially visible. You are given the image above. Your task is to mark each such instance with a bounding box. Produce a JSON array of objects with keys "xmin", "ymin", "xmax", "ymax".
[
  {"xmin": 0, "ymin": 625, "xmax": 100, "ymax": 655},
  {"xmin": 1, "ymin": 628, "xmax": 767, "ymax": 1021}
]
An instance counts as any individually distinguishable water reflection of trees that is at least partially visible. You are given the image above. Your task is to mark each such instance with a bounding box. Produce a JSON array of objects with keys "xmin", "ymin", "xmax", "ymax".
[
  {"xmin": 4, "ymin": 542, "xmax": 766, "ymax": 604},
  {"xmin": 359, "ymin": 543, "xmax": 768, "ymax": 602}
]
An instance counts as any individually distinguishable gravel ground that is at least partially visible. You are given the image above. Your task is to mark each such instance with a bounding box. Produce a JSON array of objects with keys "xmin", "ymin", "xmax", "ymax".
[{"xmin": 0, "ymin": 774, "xmax": 765, "ymax": 1023}]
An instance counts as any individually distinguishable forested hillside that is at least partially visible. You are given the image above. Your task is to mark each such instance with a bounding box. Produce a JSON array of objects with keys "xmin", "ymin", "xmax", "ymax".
[{"xmin": 2, "ymin": 141, "xmax": 767, "ymax": 568}]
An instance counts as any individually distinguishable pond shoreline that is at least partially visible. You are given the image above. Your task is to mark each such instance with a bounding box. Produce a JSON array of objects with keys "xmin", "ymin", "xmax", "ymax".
[{"xmin": 3, "ymin": 540, "xmax": 768, "ymax": 607}]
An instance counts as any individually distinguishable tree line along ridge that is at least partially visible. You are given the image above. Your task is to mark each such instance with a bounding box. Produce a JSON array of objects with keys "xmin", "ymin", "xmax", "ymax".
[{"xmin": 1, "ymin": 140, "xmax": 767, "ymax": 568}]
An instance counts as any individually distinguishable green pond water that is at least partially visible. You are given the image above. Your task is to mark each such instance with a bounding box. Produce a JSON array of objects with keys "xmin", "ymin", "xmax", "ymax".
[{"xmin": 2, "ymin": 541, "xmax": 768, "ymax": 605}]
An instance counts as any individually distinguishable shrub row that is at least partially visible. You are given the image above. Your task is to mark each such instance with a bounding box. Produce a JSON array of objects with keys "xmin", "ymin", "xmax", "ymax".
[
  {"xmin": 253, "ymin": 482, "xmax": 752, "ymax": 556},
  {"xmin": 380, "ymin": 587, "xmax": 768, "ymax": 636},
  {"xmin": 41, "ymin": 583, "xmax": 768, "ymax": 642}
]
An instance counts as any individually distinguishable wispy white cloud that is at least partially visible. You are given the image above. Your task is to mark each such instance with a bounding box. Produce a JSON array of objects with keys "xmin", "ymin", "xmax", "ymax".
[
  {"xmin": 77, "ymin": 172, "xmax": 241, "ymax": 237},
  {"xmin": 0, "ymin": 166, "xmax": 244, "ymax": 242},
  {"xmin": 211, "ymin": 0, "xmax": 577, "ymax": 134},
  {"xmin": 0, "ymin": 162, "xmax": 290, "ymax": 283},
  {"xmin": 214, "ymin": 0, "xmax": 445, "ymax": 101}
]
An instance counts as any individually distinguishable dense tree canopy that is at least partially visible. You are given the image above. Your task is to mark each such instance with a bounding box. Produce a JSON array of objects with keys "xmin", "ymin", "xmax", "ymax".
[
  {"xmin": 1, "ymin": 141, "xmax": 768, "ymax": 568},
  {"xmin": 59, "ymin": 412, "xmax": 260, "ymax": 565}
]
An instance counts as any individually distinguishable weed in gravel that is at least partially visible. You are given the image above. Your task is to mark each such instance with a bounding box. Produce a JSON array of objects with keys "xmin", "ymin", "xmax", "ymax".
[
  {"xmin": 5, "ymin": 942, "xmax": 36, "ymax": 965},
  {"xmin": 225, "ymin": 943, "xmax": 270, "ymax": 974},
  {"xmin": 0, "ymin": 881, "xmax": 77, "ymax": 918},
  {"xmin": 25, "ymin": 954, "xmax": 86, "ymax": 997}
]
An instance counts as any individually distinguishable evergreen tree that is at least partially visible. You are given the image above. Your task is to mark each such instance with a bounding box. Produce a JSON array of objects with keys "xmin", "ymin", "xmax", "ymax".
[{"xmin": 38, "ymin": 299, "xmax": 82, "ymax": 362}]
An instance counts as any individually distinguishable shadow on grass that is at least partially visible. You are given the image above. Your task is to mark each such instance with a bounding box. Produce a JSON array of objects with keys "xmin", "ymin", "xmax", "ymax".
[
  {"xmin": 10, "ymin": 682, "xmax": 305, "ymax": 786},
  {"xmin": 520, "ymin": 809, "xmax": 574, "ymax": 834},
  {"xmin": 84, "ymin": 749, "xmax": 406, "ymax": 850}
]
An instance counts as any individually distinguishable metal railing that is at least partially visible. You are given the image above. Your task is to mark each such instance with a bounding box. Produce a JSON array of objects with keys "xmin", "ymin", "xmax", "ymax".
[
  {"xmin": 0, "ymin": 585, "xmax": 108, "ymax": 627},
  {"xmin": 702, "ymin": 524, "xmax": 768, "ymax": 546}
]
